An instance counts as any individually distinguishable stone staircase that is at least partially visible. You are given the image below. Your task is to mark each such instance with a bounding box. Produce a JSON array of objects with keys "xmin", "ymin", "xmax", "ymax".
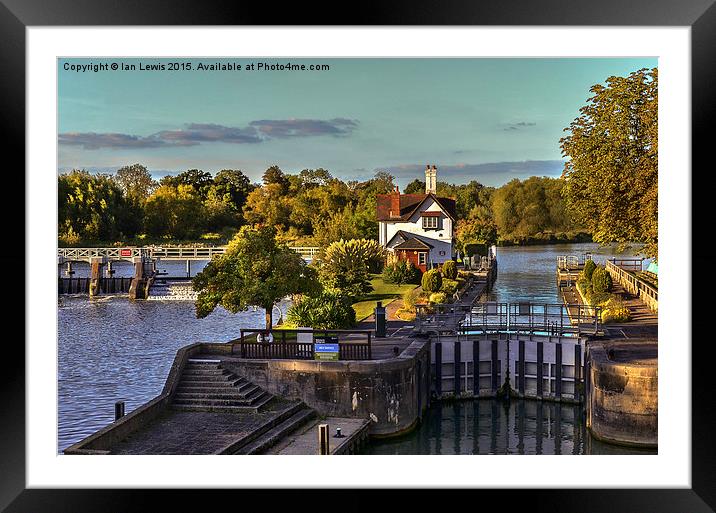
[
  {"xmin": 222, "ymin": 402, "xmax": 317, "ymax": 455},
  {"xmin": 172, "ymin": 359, "xmax": 274, "ymax": 412}
]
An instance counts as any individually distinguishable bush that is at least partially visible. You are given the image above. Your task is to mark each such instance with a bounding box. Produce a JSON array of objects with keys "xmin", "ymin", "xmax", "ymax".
[
  {"xmin": 421, "ymin": 269, "xmax": 443, "ymax": 293},
  {"xmin": 592, "ymin": 267, "xmax": 613, "ymax": 293},
  {"xmin": 600, "ymin": 298, "xmax": 631, "ymax": 323},
  {"xmin": 440, "ymin": 279, "xmax": 459, "ymax": 295},
  {"xmin": 382, "ymin": 260, "xmax": 422, "ymax": 285},
  {"xmin": 319, "ymin": 238, "xmax": 386, "ymax": 297},
  {"xmin": 428, "ymin": 292, "xmax": 448, "ymax": 304},
  {"xmin": 583, "ymin": 259, "xmax": 597, "ymax": 281},
  {"xmin": 286, "ymin": 291, "xmax": 356, "ymax": 329},
  {"xmin": 442, "ymin": 260, "xmax": 457, "ymax": 279}
]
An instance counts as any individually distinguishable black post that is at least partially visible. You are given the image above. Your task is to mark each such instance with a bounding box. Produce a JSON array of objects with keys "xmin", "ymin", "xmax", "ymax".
[
  {"xmin": 536, "ymin": 341, "xmax": 544, "ymax": 398},
  {"xmin": 435, "ymin": 341, "xmax": 442, "ymax": 396},
  {"xmin": 114, "ymin": 401, "xmax": 125, "ymax": 421},
  {"xmin": 575, "ymin": 343, "xmax": 582, "ymax": 401},
  {"xmin": 491, "ymin": 339, "xmax": 499, "ymax": 393},
  {"xmin": 555, "ymin": 342, "xmax": 563, "ymax": 399},
  {"xmin": 375, "ymin": 301, "xmax": 386, "ymax": 338},
  {"xmin": 518, "ymin": 339, "xmax": 525, "ymax": 396},
  {"xmin": 454, "ymin": 338, "xmax": 461, "ymax": 396},
  {"xmin": 472, "ymin": 339, "xmax": 480, "ymax": 396}
]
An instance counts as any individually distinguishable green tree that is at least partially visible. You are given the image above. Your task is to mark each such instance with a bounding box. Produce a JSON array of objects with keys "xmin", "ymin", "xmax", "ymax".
[
  {"xmin": 144, "ymin": 184, "xmax": 205, "ymax": 239},
  {"xmin": 193, "ymin": 226, "xmax": 319, "ymax": 329},
  {"xmin": 159, "ymin": 169, "xmax": 214, "ymax": 199},
  {"xmin": 318, "ymin": 239, "xmax": 385, "ymax": 298},
  {"xmin": 113, "ymin": 163, "xmax": 157, "ymax": 203},
  {"xmin": 560, "ymin": 68, "xmax": 658, "ymax": 258},
  {"xmin": 212, "ymin": 169, "xmax": 254, "ymax": 212},
  {"xmin": 58, "ymin": 170, "xmax": 138, "ymax": 243}
]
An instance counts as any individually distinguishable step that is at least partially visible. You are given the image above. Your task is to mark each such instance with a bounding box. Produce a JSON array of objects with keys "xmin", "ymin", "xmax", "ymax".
[
  {"xmin": 175, "ymin": 380, "xmax": 252, "ymax": 394},
  {"xmin": 181, "ymin": 368, "xmax": 232, "ymax": 377},
  {"xmin": 236, "ymin": 408, "xmax": 317, "ymax": 455},
  {"xmin": 171, "ymin": 397, "xmax": 262, "ymax": 407},
  {"xmin": 172, "ymin": 393, "xmax": 274, "ymax": 413},
  {"xmin": 179, "ymin": 374, "xmax": 239, "ymax": 382},
  {"xmin": 174, "ymin": 391, "xmax": 254, "ymax": 401},
  {"xmin": 217, "ymin": 402, "xmax": 307, "ymax": 454},
  {"xmin": 187, "ymin": 358, "xmax": 221, "ymax": 364}
]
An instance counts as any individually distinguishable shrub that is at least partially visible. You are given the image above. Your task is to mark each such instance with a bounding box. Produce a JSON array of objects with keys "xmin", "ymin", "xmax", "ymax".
[
  {"xmin": 428, "ymin": 292, "xmax": 448, "ymax": 304},
  {"xmin": 583, "ymin": 259, "xmax": 597, "ymax": 281},
  {"xmin": 319, "ymin": 238, "xmax": 386, "ymax": 297},
  {"xmin": 440, "ymin": 279, "xmax": 459, "ymax": 295},
  {"xmin": 402, "ymin": 288, "xmax": 420, "ymax": 312},
  {"xmin": 286, "ymin": 291, "xmax": 356, "ymax": 329},
  {"xmin": 382, "ymin": 260, "xmax": 422, "ymax": 285},
  {"xmin": 600, "ymin": 298, "xmax": 632, "ymax": 323},
  {"xmin": 592, "ymin": 267, "xmax": 613, "ymax": 293},
  {"xmin": 442, "ymin": 260, "xmax": 457, "ymax": 279},
  {"xmin": 421, "ymin": 269, "xmax": 443, "ymax": 293}
]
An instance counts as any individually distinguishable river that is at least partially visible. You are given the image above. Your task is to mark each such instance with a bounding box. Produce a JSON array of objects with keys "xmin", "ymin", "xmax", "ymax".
[{"xmin": 57, "ymin": 243, "xmax": 651, "ymax": 453}]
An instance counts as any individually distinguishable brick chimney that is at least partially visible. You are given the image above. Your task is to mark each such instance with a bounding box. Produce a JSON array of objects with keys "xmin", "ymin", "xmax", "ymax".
[
  {"xmin": 425, "ymin": 165, "xmax": 437, "ymax": 194},
  {"xmin": 390, "ymin": 185, "xmax": 401, "ymax": 217}
]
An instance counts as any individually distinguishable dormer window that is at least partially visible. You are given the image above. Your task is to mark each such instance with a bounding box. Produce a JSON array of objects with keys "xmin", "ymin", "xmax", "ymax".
[{"xmin": 421, "ymin": 212, "xmax": 440, "ymax": 230}]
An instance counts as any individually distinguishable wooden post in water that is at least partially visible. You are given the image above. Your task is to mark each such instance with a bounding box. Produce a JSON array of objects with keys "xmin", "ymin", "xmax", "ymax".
[
  {"xmin": 89, "ymin": 257, "xmax": 105, "ymax": 297},
  {"xmin": 435, "ymin": 340, "xmax": 442, "ymax": 396}
]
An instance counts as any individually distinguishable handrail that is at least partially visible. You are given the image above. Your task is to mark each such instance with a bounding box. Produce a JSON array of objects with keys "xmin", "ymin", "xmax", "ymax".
[
  {"xmin": 415, "ymin": 301, "xmax": 600, "ymax": 336},
  {"xmin": 58, "ymin": 245, "xmax": 320, "ymax": 262},
  {"xmin": 605, "ymin": 260, "xmax": 658, "ymax": 312}
]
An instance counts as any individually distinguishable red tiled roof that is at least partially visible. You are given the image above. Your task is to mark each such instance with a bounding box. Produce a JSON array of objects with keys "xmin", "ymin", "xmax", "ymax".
[{"xmin": 376, "ymin": 193, "xmax": 456, "ymax": 221}]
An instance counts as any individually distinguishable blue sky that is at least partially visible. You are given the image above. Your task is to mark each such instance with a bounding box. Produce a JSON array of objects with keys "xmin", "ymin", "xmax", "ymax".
[{"xmin": 58, "ymin": 57, "xmax": 657, "ymax": 188}]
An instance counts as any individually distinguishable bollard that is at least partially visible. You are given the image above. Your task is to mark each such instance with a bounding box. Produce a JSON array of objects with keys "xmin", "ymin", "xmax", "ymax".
[
  {"xmin": 318, "ymin": 423, "xmax": 330, "ymax": 454},
  {"xmin": 375, "ymin": 301, "xmax": 386, "ymax": 338},
  {"xmin": 334, "ymin": 427, "xmax": 345, "ymax": 438},
  {"xmin": 115, "ymin": 401, "xmax": 125, "ymax": 421}
]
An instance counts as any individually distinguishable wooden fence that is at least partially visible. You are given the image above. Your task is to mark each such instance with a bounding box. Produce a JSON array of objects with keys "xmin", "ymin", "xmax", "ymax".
[{"xmin": 234, "ymin": 329, "xmax": 372, "ymax": 360}]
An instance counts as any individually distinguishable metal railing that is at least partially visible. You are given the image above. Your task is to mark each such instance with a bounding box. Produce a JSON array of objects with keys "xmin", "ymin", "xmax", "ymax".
[
  {"xmin": 557, "ymin": 253, "xmax": 592, "ymax": 270},
  {"xmin": 416, "ymin": 302, "xmax": 600, "ymax": 336},
  {"xmin": 58, "ymin": 245, "xmax": 320, "ymax": 262},
  {"xmin": 608, "ymin": 258, "xmax": 643, "ymax": 272},
  {"xmin": 606, "ymin": 259, "xmax": 658, "ymax": 312},
  {"xmin": 234, "ymin": 328, "xmax": 372, "ymax": 360}
]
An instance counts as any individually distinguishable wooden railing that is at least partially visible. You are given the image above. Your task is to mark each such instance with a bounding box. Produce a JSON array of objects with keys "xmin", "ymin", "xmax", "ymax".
[
  {"xmin": 606, "ymin": 259, "xmax": 658, "ymax": 312},
  {"xmin": 234, "ymin": 329, "xmax": 372, "ymax": 360}
]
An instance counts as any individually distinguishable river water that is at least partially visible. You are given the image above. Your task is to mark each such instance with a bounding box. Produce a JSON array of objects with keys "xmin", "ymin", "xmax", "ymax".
[{"xmin": 57, "ymin": 243, "xmax": 651, "ymax": 453}]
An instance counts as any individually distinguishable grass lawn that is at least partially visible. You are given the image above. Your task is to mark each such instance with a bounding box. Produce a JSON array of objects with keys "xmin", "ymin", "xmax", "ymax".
[{"xmin": 352, "ymin": 275, "xmax": 418, "ymax": 321}]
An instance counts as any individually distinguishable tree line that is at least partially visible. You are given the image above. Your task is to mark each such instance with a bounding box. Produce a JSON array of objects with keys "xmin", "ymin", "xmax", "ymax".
[{"xmin": 58, "ymin": 165, "xmax": 586, "ymax": 249}]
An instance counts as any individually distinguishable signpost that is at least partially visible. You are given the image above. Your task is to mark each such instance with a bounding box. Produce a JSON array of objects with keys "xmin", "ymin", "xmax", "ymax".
[{"xmin": 314, "ymin": 337, "xmax": 339, "ymax": 361}]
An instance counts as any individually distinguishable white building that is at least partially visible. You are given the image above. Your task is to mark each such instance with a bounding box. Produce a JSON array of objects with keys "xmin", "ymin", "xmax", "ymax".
[{"xmin": 376, "ymin": 165, "xmax": 456, "ymax": 271}]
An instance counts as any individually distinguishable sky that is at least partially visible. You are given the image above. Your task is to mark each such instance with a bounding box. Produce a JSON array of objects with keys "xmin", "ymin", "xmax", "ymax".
[{"xmin": 58, "ymin": 57, "xmax": 657, "ymax": 189}]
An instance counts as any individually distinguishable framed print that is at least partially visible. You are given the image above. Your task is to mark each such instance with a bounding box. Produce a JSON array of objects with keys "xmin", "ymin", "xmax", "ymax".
[{"xmin": 3, "ymin": 0, "xmax": 715, "ymax": 511}]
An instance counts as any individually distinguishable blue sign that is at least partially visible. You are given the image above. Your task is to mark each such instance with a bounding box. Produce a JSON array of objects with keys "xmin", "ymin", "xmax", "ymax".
[
  {"xmin": 314, "ymin": 342, "xmax": 340, "ymax": 361},
  {"xmin": 315, "ymin": 343, "xmax": 339, "ymax": 353}
]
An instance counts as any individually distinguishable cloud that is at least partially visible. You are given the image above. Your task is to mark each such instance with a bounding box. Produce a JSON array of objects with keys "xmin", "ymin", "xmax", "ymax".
[
  {"xmin": 378, "ymin": 160, "xmax": 565, "ymax": 187},
  {"xmin": 249, "ymin": 118, "xmax": 358, "ymax": 138},
  {"xmin": 154, "ymin": 123, "xmax": 261, "ymax": 146},
  {"xmin": 503, "ymin": 121, "xmax": 537, "ymax": 131},
  {"xmin": 59, "ymin": 118, "xmax": 359, "ymax": 150},
  {"xmin": 58, "ymin": 132, "xmax": 168, "ymax": 149}
]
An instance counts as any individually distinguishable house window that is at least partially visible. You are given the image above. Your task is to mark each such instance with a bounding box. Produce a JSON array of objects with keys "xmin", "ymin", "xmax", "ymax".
[
  {"xmin": 418, "ymin": 252, "xmax": 427, "ymax": 265},
  {"xmin": 422, "ymin": 216, "xmax": 439, "ymax": 229}
]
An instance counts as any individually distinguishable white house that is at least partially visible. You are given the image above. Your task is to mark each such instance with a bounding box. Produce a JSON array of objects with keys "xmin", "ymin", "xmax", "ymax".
[{"xmin": 376, "ymin": 165, "xmax": 456, "ymax": 271}]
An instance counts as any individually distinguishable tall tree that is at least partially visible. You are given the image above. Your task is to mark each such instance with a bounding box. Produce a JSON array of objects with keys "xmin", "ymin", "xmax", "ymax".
[
  {"xmin": 113, "ymin": 163, "xmax": 157, "ymax": 203},
  {"xmin": 560, "ymin": 67, "xmax": 658, "ymax": 258},
  {"xmin": 193, "ymin": 226, "xmax": 319, "ymax": 329}
]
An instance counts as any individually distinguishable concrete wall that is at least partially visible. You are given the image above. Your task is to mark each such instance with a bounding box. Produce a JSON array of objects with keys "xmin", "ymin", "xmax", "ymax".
[
  {"xmin": 221, "ymin": 339, "xmax": 431, "ymax": 437},
  {"xmin": 586, "ymin": 341, "xmax": 658, "ymax": 447}
]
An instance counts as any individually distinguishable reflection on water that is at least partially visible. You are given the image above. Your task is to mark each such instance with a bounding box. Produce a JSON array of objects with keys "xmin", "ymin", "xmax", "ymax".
[
  {"xmin": 485, "ymin": 243, "xmax": 649, "ymax": 304},
  {"xmin": 362, "ymin": 399, "xmax": 656, "ymax": 455},
  {"xmin": 57, "ymin": 296, "xmax": 290, "ymax": 452}
]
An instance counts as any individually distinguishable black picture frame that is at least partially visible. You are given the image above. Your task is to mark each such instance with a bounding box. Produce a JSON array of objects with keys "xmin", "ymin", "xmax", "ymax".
[{"xmin": 3, "ymin": 0, "xmax": 714, "ymax": 511}]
